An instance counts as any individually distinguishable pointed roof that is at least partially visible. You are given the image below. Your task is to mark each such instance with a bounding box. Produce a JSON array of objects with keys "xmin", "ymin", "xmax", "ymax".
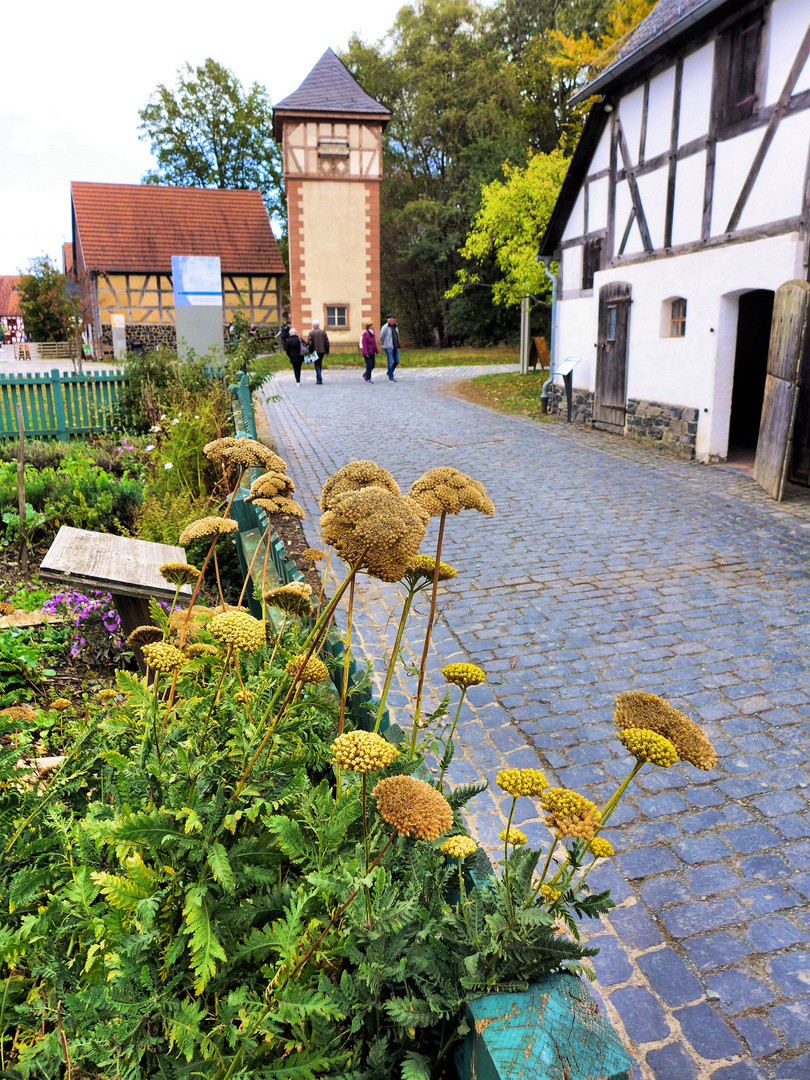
[{"xmin": 273, "ymin": 48, "xmax": 390, "ymax": 138}]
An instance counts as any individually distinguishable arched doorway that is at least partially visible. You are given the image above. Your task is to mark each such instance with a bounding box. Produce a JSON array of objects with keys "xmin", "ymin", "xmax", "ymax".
[{"xmin": 728, "ymin": 289, "xmax": 774, "ymax": 460}]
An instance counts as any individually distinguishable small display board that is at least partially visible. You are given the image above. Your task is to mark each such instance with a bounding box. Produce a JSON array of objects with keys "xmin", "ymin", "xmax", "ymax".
[
  {"xmin": 555, "ymin": 356, "xmax": 581, "ymax": 378},
  {"xmin": 171, "ymin": 255, "xmax": 224, "ymax": 360}
]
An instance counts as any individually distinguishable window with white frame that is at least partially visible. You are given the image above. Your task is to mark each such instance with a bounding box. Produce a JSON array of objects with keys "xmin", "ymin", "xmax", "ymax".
[{"xmin": 325, "ymin": 305, "xmax": 348, "ymax": 329}]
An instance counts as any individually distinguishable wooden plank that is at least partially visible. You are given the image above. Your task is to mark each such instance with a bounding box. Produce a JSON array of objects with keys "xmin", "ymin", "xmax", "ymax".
[
  {"xmin": 664, "ymin": 59, "xmax": 683, "ymax": 250},
  {"xmin": 605, "ymin": 112, "xmax": 618, "ymax": 262},
  {"xmin": 638, "ymin": 80, "xmax": 649, "ymax": 165},
  {"xmin": 616, "ymin": 122, "xmax": 653, "ymax": 252}
]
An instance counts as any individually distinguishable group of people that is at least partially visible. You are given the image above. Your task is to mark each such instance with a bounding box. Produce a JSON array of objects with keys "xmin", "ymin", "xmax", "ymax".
[{"xmin": 279, "ymin": 315, "xmax": 400, "ymax": 385}]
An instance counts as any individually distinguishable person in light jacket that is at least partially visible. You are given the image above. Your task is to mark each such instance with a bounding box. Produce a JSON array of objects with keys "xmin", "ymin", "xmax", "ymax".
[
  {"xmin": 361, "ymin": 323, "xmax": 380, "ymax": 383},
  {"xmin": 306, "ymin": 321, "xmax": 329, "ymax": 385},
  {"xmin": 379, "ymin": 314, "xmax": 400, "ymax": 381},
  {"xmin": 284, "ymin": 327, "xmax": 307, "ymax": 384}
]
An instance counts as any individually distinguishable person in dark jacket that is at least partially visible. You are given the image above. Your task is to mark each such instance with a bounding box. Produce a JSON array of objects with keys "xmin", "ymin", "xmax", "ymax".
[
  {"xmin": 306, "ymin": 321, "xmax": 329, "ymax": 385},
  {"xmin": 361, "ymin": 323, "xmax": 380, "ymax": 383},
  {"xmin": 284, "ymin": 327, "xmax": 307, "ymax": 384}
]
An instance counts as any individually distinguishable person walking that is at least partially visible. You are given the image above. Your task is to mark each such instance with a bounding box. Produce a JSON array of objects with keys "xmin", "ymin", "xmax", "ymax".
[
  {"xmin": 284, "ymin": 327, "xmax": 307, "ymax": 384},
  {"xmin": 306, "ymin": 321, "xmax": 329, "ymax": 385},
  {"xmin": 379, "ymin": 314, "xmax": 400, "ymax": 381},
  {"xmin": 361, "ymin": 323, "xmax": 379, "ymax": 383}
]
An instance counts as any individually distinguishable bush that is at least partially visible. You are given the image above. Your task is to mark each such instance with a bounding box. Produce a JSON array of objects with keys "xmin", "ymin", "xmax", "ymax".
[{"xmin": 115, "ymin": 347, "xmax": 214, "ymax": 431}]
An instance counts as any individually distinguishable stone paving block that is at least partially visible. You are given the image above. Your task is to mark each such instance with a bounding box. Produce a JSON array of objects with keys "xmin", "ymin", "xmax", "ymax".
[
  {"xmin": 615, "ymin": 845, "xmax": 681, "ymax": 879},
  {"xmin": 609, "ymin": 903, "xmax": 664, "ymax": 948},
  {"xmin": 768, "ymin": 1001, "xmax": 810, "ymax": 1050},
  {"xmin": 661, "ymin": 898, "xmax": 746, "ymax": 938},
  {"xmin": 673, "ymin": 835, "xmax": 735, "ymax": 864},
  {"xmin": 773, "ymin": 1052, "xmax": 810, "ymax": 1078},
  {"xmin": 739, "ymin": 884, "xmax": 804, "ymax": 915},
  {"xmin": 640, "ymin": 875, "xmax": 691, "ymax": 908},
  {"xmin": 589, "ymin": 933, "xmax": 635, "ymax": 986},
  {"xmin": 636, "ymin": 947, "xmax": 704, "ymax": 1006},
  {"xmin": 674, "ymin": 1001, "xmax": 744, "ymax": 1059},
  {"xmin": 776, "ymin": 815, "xmax": 810, "ymax": 840},
  {"xmin": 609, "ymin": 985, "xmax": 670, "ymax": 1042},
  {"xmin": 723, "ymin": 824, "xmax": 782, "ymax": 854},
  {"xmin": 733, "ymin": 1015, "xmax": 782, "ymax": 1057},
  {"xmin": 709, "ymin": 1064, "xmax": 768, "ymax": 1080},
  {"xmin": 747, "ymin": 914, "xmax": 808, "ymax": 954},
  {"xmin": 706, "ymin": 968, "xmax": 776, "ymax": 1012},
  {"xmin": 770, "ymin": 953, "xmax": 810, "ymax": 998},
  {"xmin": 645, "ymin": 1042, "xmax": 699, "ymax": 1079}
]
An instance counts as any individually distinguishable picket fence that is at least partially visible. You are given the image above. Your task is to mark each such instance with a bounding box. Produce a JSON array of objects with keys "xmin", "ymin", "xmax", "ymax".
[{"xmin": 0, "ymin": 368, "xmax": 127, "ymax": 440}]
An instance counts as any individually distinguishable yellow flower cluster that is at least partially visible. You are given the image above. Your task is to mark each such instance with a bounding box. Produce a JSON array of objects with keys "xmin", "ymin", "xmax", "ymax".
[
  {"xmin": 540, "ymin": 788, "xmax": 602, "ymax": 842},
  {"xmin": 233, "ymin": 691, "xmax": 252, "ymax": 705},
  {"xmin": 441, "ymin": 835, "xmax": 478, "ymax": 860},
  {"xmin": 320, "ymin": 461, "xmax": 400, "ymax": 511},
  {"xmin": 588, "ymin": 837, "xmax": 614, "ymax": 859},
  {"xmin": 168, "ymin": 605, "xmax": 211, "ymax": 640},
  {"xmin": 98, "ymin": 689, "xmax": 117, "ymax": 702},
  {"xmin": 202, "ymin": 437, "xmax": 240, "ymax": 462},
  {"xmin": 210, "ymin": 438, "xmax": 286, "ymax": 471},
  {"xmin": 320, "ymin": 488, "xmax": 429, "ymax": 582},
  {"xmin": 614, "ymin": 691, "xmax": 717, "ymax": 771},
  {"xmin": 142, "ymin": 641, "xmax": 186, "ymax": 673},
  {"xmin": 210, "ymin": 611, "xmax": 266, "ymax": 653},
  {"xmin": 331, "ymin": 730, "xmax": 399, "ymax": 773},
  {"xmin": 158, "ymin": 562, "xmax": 200, "ymax": 587},
  {"xmin": 264, "ymin": 582, "xmax": 313, "ymax": 615},
  {"xmin": 248, "ymin": 471, "xmax": 295, "ymax": 498},
  {"xmin": 618, "ymin": 727, "xmax": 678, "ymax": 768},
  {"xmin": 51, "ymin": 698, "xmax": 71, "ymax": 711},
  {"xmin": 403, "ymin": 555, "xmax": 458, "ymax": 583},
  {"xmin": 372, "ymin": 776, "xmax": 454, "ymax": 840},
  {"xmin": 184, "ymin": 642, "xmax": 219, "ymax": 660},
  {"xmin": 499, "ymin": 827, "xmax": 528, "ymax": 847},
  {"xmin": 285, "ymin": 654, "xmax": 330, "ymax": 684},
  {"xmin": 496, "ymin": 768, "xmax": 549, "ymax": 798},
  {"xmin": 442, "ymin": 663, "xmax": 486, "ymax": 689},
  {"xmin": 0, "ymin": 705, "xmax": 37, "ymax": 722},
  {"xmin": 302, "ymin": 547, "xmax": 325, "ymax": 563},
  {"xmin": 250, "ymin": 494, "xmax": 306, "ymax": 520},
  {"xmin": 407, "ymin": 467, "xmax": 495, "ymax": 518},
  {"xmin": 179, "ymin": 516, "xmax": 239, "ymax": 546},
  {"xmin": 0, "ymin": 602, "xmax": 15, "ymax": 616},
  {"xmin": 127, "ymin": 625, "xmax": 164, "ymax": 648},
  {"xmin": 539, "ymin": 884, "xmax": 561, "ymax": 904}
]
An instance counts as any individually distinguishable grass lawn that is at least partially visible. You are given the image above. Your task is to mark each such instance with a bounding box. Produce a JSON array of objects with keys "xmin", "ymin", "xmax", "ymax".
[
  {"xmin": 446, "ymin": 369, "xmax": 556, "ymax": 421},
  {"xmin": 259, "ymin": 345, "xmax": 519, "ymax": 373}
]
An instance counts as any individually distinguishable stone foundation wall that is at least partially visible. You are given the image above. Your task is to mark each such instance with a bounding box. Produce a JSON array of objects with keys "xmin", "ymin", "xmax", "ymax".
[
  {"xmin": 547, "ymin": 384, "xmax": 698, "ymax": 459},
  {"xmin": 101, "ymin": 323, "xmax": 179, "ymax": 351}
]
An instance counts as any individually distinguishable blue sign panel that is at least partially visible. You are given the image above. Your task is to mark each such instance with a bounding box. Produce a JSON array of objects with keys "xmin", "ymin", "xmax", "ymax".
[{"xmin": 171, "ymin": 256, "xmax": 223, "ymax": 307}]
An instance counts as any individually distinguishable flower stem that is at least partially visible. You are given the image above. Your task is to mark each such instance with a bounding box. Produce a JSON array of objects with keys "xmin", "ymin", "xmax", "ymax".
[
  {"xmin": 373, "ymin": 586, "xmax": 415, "ymax": 733},
  {"xmin": 410, "ymin": 511, "xmax": 446, "ymax": 758},
  {"xmin": 237, "ymin": 520, "xmax": 271, "ymax": 608},
  {"xmin": 437, "ymin": 688, "xmax": 467, "ymax": 791}
]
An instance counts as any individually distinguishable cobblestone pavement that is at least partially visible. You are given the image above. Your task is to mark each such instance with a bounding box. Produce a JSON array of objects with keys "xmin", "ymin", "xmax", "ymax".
[{"xmin": 259, "ymin": 364, "xmax": 810, "ymax": 1080}]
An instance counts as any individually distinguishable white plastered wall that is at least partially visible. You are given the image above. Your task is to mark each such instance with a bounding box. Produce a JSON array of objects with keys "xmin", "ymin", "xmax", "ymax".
[{"xmin": 555, "ymin": 233, "xmax": 804, "ymax": 460}]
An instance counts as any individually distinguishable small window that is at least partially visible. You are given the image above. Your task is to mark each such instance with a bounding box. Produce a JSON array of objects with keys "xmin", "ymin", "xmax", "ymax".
[
  {"xmin": 714, "ymin": 10, "xmax": 764, "ymax": 129},
  {"xmin": 670, "ymin": 298, "xmax": 687, "ymax": 337},
  {"xmin": 607, "ymin": 305, "xmax": 618, "ymax": 341},
  {"xmin": 582, "ymin": 237, "xmax": 603, "ymax": 291},
  {"xmin": 318, "ymin": 139, "xmax": 349, "ymax": 157},
  {"xmin": 326, "ymin": 305, "xmax": 348, "ymax": 329}
]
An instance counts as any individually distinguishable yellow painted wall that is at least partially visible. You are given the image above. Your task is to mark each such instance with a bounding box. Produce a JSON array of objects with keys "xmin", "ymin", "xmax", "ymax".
[{"xmin": 97, "ymin": 273, "xmax": 280, "ymax": 325}]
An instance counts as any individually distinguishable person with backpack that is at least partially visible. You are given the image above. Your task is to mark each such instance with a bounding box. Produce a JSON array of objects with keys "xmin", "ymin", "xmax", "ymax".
[{"xmin": 284, "ymin": 327, "xmax": 307, "ymax": 384}]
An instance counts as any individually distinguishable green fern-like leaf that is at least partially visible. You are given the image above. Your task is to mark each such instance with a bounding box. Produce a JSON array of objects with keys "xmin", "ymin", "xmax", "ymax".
[
  {"xmin": 91, "ymin": 871, "xmax": 150, "ymax": 913},
  {"xmin": 183, "ymin": 885, "xmax": 227, "ymax": 993},
  {"xmin": 207, "ymin": 842, "xmax": 235, "ymax": 894},
  {"xmin": 401, "ymin": 1051, "xmax": 432, "ymax": 1079}
]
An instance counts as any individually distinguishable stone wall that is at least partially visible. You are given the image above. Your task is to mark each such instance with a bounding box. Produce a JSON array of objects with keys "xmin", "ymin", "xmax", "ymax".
[
  {"xmin": 547, "ymin": 383, "xmax": 594, "ymax": 424},
  {"xmin": 101, "ymin": 323, "xmax": 178, "ymax": 351}
]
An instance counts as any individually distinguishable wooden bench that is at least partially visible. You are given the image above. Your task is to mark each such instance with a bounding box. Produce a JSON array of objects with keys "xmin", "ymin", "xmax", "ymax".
[{"xmin": 39, "ymin": 526, "xmax": 193, "ymax": 671}]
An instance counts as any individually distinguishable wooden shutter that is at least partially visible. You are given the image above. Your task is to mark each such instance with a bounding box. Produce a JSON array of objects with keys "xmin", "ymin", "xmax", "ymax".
[
  {"xmin": 582, "ymin": 238, "xmax": 603, "ymax": 291},
  {"xmin": 715, "ymin": 10, "xmax": 764, "ymax": 129},
  {"xmin": 594, "ymin": 281, "xmax": 632, "ymax": 430},
  {"xmin": 753, "ymin": 281, "xmax": 810, "ymax": 500}
]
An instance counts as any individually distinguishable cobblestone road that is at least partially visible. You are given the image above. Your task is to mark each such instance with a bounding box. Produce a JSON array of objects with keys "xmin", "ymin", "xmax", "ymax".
[{"xmin": 259, "ymin": 364, "xmax": 810, "ymax": 1080}]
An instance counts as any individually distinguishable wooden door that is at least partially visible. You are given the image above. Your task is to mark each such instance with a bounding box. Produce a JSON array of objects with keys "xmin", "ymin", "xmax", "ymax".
[
  {"xmin": 594, "ymin": 282, "xmax": 632, "ymax": 430},
  {"xmin": 753, "ymin": 280, "xmax": 810, "ymax": 500}
]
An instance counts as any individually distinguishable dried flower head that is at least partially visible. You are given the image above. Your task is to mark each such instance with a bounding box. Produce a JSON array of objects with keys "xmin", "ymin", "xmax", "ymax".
[
  {"xmin": 264, "ymin": 582, "xmax": 313, "ymax": 616},
  {"xmin": 98, "ymin": 689, "xmax": 117, "ymax": 702},
  {"xmin": 215, "ymin": 438, "xmax": 286, "ymax": 472},
  {"xmin": 441, "ymin": 835, "xmax": 478, "ymax": 860},
  {"xmin": 539, "ymin": 884, "xmax": 561, "ymax": 904},
  {"xmin": 402, "ymin": 555, "xmax": 458, "ymax": 584},
  {"xmin": 0, "ymin": 602, "xmax": 15, "ymax": 616},
  {"xmin": 184, "ymin": 642, "xmax": 219, "ymax": 660},
  {"xmin": 320, "ymin": 461, "xmax": 401, "ymax": 511},
  {"xmin": 302, "ymin": 547, "xmax": 325, "ymax": 563},
  {"xmin": 247, "ymin": 471, "xmax": 295, "ymax": 499},
  {"xmin": 127, "ymin": 625, "xmax": 164, "ymax": 648},
  {"xmin": 372, "ymin": 775, "xmax": 454, "ymax": 840},
  {"xmin": 285, "ymin": 654, "xmax": 330, "ymax": 684},
  {"xmin": 179, "ymin": 516, "xmax": 239, "ymax": 546},
  {"xmin": 618, "ymin": 727, "xmax": 679, "ymax": 768},
  {"xmin": 320, "ymin": 488, "xmax": 429, "ymax": 582},
  {"xmin": 442, "ymin": 663, "xmax": 486, "ymax": 689},
  {"xmin": 496, "ymin": 768, "xmax": 549, "ymax": 799},
  {"xmin": 233, "ymin": 691, "xmax": 252, "ymax": 705},
  {"xmin": 588, "ymin": 837, "xmax": 615, "ymax": 859},
  {"xmin": 168, "ymin": 605, "xmax": 212, "ymax": 639},
  {"xmin": 159, "ymin": 562, "xmax": 201, "ymax": 587},
  {"xmin": 203, "ymin": 437, "xmax": 240, "ymax": 462},
  {"xmin": 540, "ymin": 788, "xmax": 602, "ymax": 843},
  {"xmin": 499, "ymin": 827, "xmax": 528, "ymax": 847},
  {"xmin": 614, "ymin": 691, "xmax": 717, "ymax": 771},
  {"xmin": 210, "ymin": 611, "xmax": 266, "ymax": 653},
  {"xmin": 407, "ymin": 467, "xmax": 494, "ymax": 517},
  {"xmin": 332, "ymin": 730, "xmax": 399, "ymax": 773},
  {"xmin": 51, "ymin": 698, "xmax": 71, "ymax": 711},
  {"xmin": 250, "ymin": 495, "xmax": 306, "ymax": 520},
  {"xmin": 1, "ymin": 705, "xmax": 37, "ymax": 722},
  {"xmin": 142, "ymin": 641, "xmax": 186, "ymax": 673}
]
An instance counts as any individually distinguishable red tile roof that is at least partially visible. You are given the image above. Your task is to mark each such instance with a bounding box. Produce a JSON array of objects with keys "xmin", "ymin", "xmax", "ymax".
[
  {"xmin": 71, "ymin": 182, "xmax": 285, "ymax": 275},
  {"xmin": 0, "ymin": 276, "xmax": 22, "ymax": 317}
]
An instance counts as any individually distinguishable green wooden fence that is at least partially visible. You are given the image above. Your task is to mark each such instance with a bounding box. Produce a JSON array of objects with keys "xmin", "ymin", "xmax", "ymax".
[{"xmin": 0, "ymin": 369, "xmax": 127, "ymax": 440}]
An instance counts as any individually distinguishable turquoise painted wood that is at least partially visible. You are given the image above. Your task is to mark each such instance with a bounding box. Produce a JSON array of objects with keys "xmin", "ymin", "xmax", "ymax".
[
  {"xmin": 0, "ymin": 369, "xmax": 126, "ymax": 439},
  {"xmin": 462, "ymin": 975, "xmax": 631, "ymax": 1080}
]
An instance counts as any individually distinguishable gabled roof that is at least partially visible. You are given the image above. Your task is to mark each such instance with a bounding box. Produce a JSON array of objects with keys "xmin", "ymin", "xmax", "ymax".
[
  {"xmin": 71, "ymin": 182, "xmax": 285, "ymax": 275},
  {"xmin": 0, "ymin": 276, "xmax": 21, "ymax": 317},
  {"xmin": 571, "ymin": 0, "xmax": 734, "ymax": 104},
  {"xmin": 273, "ymin": 48, "xmax": 390, "ymax": 139}
]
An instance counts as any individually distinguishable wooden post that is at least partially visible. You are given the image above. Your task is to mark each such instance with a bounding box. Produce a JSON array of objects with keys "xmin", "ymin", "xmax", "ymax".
[
  {"xmin": 519, "ymin": 296, "xmax": 530, "ymax": 376},
  {"xmin": 15, "ymin": 401, "xmax": 27, "ymax": 575}
]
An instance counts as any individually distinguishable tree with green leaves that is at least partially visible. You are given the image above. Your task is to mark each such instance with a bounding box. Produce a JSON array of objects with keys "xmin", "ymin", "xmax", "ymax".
[
  {"xmin": 17, "ymin": 256, "xmax": 81, "ymax": 342},
  {"xmin": 138, "ymin": 59, "xmax": 284, "ymax": 221}
]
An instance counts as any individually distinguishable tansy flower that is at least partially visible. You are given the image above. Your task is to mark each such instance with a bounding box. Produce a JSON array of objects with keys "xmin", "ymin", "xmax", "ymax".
[
  {"xmin": 614, "ymin": 691, "xmax": 717, "ymax": 771},
  {"xmin": 202, "ymin": 437, "xmax": 240, "ymax": 462},
  {"xmin": 407, "ymin": 467, "xmax": 494, "ymax": 517},
  {"xmin": 302, "ymin": 547, "xmax": 325, "ymax": 562},
  {"xmin": 233, "ymin": 691, "xmax": 252, "ymax": 705},
  {"xmin": 496, "ymin": 768, "xmax": 549, "ymax": 798},
  {"xmin": 320, "ymin": 488, "xmax": 429, "ymax": 582},
  {"xmin": 402, "ymin": 555, "xmax": 458, "ymax": 585},
  {"xmin": 499, "ymin": 827, "xmax": 528, "ymax": 847},
  {"xmin": 210, "ymin": 611, "xmax": 265, "ymax": 653},
  {"xmin": 264, "ymin": 582, "xmax": 312, "ymax": 616},
  {"xmin": 540, "ymin": 788, "xmax": 601, "ymax": 843},
  {"xmin": 179, "ymin": 516, "xmax": 239, "ymax": 546},
  {"xmin": 588, "ymin": 837, "xmax": 614, "ymax": 859},
  {"xmin": 142, "ymin": 642, "xmax": 186, "ymax": 673},
  {"xmin": 285, "ymin": 654, "xmax": 330, "ymax": 684},
  {"xmin": 539, "ymin": 884, "xmax": 561, "ymax": 904},
  {"xmin": 168, "ymin": 605, "xmax": 212, "ymax": 639},
  {"xmin": 0, "ymin": 602, "xmax": 15, "ymax": 616},
  {"xmin": 320, "ymin": 460, "xmax": 400, "ymax": 511},
  {"xmin": 372, "ymin": 776, "xmax": 454, "ymax": 840},
  {"xmin": 127, "ymin": 626, "xmax": 164, "ymax": 648},
  {"xmin": 51, "ymin": 699, "xmax": 71, "ymax": 711},
  {"xmin": 1, "ymin": 706, "xmax": 37, "ymax": 722},
  {"xmin": 97, "ymin": 689, "xmax": 117, "ymax": 702},
  {"xmin": 441, "ymin": 835, "xmax": 478, "ymax": 860},
  {"xmin": 184, "ymin": 642, "xmax": 219, "ymax": 659},
  {"xmin": 219, "ymin": 439, "xmax": 286, "ymax": 471},
  {"xmin": 250, "ymin": 495, "xmax": 305, "ymax": 520},
  {"xmin": 442, "ymin": 663, "xmax": 486, "ymax": 689},
  {"xmin": 159, "ymin": 562, "xmax": 201, "ymax": 587},
  {"xmin": 618, "ymin": 728, "xmax": 678, "ymax": 768},
  {"xmin": 248, "ymin": 471, "xmax": 295, "ymax": 498},
  {"xmin": 331, "ymin": 730, "xmax": 399, "ymax": 773}
]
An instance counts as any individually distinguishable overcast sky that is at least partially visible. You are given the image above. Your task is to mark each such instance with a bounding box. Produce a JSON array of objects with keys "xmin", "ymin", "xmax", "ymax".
[{"xmin": 1, "ymin": 0, "xmax": 406, "ymax": 276}]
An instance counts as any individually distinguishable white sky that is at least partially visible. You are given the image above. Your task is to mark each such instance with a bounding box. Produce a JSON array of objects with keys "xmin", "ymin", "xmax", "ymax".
[{"xmin": 1, "ymin": 0, "xmax": 405, "ymax": 276}]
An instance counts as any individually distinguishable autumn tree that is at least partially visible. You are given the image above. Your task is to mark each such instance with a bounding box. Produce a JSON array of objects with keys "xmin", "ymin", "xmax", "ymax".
[
  {"xmin": 139, "ymin": 59, "xmax": 284, "ymax": 220},
  {"xmin": 17, "ymin": 256, "xmax": 81, "ymax": 342}
]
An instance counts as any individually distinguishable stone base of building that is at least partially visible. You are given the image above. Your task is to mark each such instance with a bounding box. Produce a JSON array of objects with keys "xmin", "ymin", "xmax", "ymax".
[
  {"xmin": 548, "ymin": 385, "xmax": 698, "ymax": 460},
  {"xmin": 101, "ymin": 323, "xmax": 179, "ymax": 352}
]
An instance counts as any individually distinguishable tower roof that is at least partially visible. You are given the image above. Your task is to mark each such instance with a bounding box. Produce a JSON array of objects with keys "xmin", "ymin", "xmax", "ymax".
[{"xmin": 273, "ymin": 48, "xmax": 390, "ymax": 138}]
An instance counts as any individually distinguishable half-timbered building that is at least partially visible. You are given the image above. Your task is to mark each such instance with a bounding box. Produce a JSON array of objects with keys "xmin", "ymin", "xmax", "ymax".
[
  {"xmin": 70, "ymin": 182, "xmax": 285, "ymax": 356},
  {"xmin": 0, "ymin": 277, "xmax": 24, "ymax": 342},
  {"xmin": 539, "ymin": 0, "xmax": 810, "ymax": 477}
]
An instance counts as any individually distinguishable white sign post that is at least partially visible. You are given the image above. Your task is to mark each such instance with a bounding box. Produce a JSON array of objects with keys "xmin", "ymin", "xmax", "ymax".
[{"xmin": 171, "ymin": 256, "xmax": 224, "ymax": 361}]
